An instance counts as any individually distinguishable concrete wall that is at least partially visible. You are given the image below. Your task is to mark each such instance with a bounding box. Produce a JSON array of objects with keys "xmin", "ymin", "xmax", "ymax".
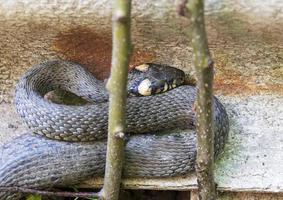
[{"xmin": 1, "ymin": 0, "xmax": 282, "ymax": 103}]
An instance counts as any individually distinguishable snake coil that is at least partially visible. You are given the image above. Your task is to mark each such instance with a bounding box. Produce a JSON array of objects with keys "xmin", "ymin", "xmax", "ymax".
[{"xmin": 0, "ymin": 60, "xmax": 229, "ymax": 199}]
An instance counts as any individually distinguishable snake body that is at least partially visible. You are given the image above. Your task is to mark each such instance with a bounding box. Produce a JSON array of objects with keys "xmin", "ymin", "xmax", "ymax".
[{"xmin": 0, "ymin": 60, "xmax": 229, "ymax": 199}]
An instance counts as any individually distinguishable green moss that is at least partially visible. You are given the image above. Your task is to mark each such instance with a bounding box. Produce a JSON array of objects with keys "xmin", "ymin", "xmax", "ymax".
[{"xmin": 26, "ymin": 194, "xmax": 42, "ymax": 200}]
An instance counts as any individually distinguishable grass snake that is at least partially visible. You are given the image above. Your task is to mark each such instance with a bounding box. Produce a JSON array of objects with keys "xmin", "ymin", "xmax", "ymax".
[{"xmin": 0, "ymin": 60, "xmax": 229, "ymax": 199}]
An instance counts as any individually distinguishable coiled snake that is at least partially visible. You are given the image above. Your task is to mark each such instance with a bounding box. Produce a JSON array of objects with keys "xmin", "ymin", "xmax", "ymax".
[{"xmin": 0, "ymin": 60, "xmax": 229, "ymax": 199}]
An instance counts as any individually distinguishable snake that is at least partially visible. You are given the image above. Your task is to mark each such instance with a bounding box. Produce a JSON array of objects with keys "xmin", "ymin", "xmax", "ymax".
[{"xmin": 0, "ymin": 60, "xmax": 229, "ymax": 199}]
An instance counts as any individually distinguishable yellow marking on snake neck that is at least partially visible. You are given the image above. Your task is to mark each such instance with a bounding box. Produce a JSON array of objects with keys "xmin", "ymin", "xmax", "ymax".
[
  {"xmin": 135, "ymin": 64, "xmax": 149, "ymax": 72},
  {"xmin": 163, "ymin": 82, "xmax": 168, "ymax": 92},
  {"xmin": 138, "ymin": 79, "xmax": 152, "ymax": 96},
  {"xmin": 156, "ymin": 88, "xmax": 162, "ymax": 94},
  {"xmin": 172, "ymin": 80, "xmax": 177, "ymax": 88}
]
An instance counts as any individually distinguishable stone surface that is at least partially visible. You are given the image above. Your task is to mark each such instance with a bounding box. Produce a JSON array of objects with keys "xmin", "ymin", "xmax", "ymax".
[
  {"xmin": 216, "ymin": 95, "xmax": 283, "ymax": 192},
  {"xmin": 0, "ymin": 0, "xmax": 283, "ymax": 195}
]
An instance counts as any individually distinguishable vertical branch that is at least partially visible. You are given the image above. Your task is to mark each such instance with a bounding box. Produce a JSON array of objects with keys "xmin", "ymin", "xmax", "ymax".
[
  {"xmin": 102, "ymin": 0, "xmax": 132, "ymax": 199},
  {"xmin": 178, "ymin": 0, "xmax": 216, "ymax": 199}
]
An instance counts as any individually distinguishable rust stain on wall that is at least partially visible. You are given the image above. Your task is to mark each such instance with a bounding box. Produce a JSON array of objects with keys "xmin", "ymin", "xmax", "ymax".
[
  {"xmin": 214, "ymin": 71, "xmax": 246, "ymax": 95},
  {"xmin": 52, "ymin": 27, "xmax": 282, "ymax": 96},
  {"xmin": 214, "ymin": 68, "xmax": 283, "ymax": 96},
  {"xmin": 52, "ymin": 27, "xmax": 155, "ymax": 80},
  {"xmin": 212, "ymin": 48, "xmax": 283, "ymax": 96}
]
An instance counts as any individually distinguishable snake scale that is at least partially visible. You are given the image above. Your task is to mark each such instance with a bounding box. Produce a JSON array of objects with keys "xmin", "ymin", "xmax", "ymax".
[{"xmin": 0, "ymin": 60, "xmax": 229, "ymax": 199}]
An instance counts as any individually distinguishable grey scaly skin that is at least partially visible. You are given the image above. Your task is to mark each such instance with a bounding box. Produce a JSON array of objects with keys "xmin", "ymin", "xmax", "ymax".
[{"xmin": 0, "ymin": 60, "xmax": 229, "ymax": 199}]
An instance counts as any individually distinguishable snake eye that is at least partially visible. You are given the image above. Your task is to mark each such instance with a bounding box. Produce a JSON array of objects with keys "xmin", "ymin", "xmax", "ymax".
[{"xmin": 129, "ymin": 83, "xmax": 139, "ymax": 95}]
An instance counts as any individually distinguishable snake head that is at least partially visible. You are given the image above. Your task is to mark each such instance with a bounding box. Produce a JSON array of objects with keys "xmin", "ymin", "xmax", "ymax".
[{"xmin": 129, "ymin": 63, "xmax": 185, "ymax": 96}]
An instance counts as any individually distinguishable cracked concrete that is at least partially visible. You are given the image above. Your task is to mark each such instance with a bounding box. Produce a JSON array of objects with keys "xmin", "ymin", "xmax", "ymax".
[{"xmin": 216, "ymin": 95, "xmax": 283, "ymax": 192}]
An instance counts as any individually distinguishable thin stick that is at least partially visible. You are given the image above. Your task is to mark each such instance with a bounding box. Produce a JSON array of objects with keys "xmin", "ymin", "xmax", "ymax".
[
  {"xmin": 0, "ymin": 187, "xmax": 101, "ymax": 198},
  {"xmin": 101, "ymin": 0, "xmax": 132, "ymax": 199},
  {"xmin": 178, "ymin": 0, "xmax": 216, "ymax": 199}
]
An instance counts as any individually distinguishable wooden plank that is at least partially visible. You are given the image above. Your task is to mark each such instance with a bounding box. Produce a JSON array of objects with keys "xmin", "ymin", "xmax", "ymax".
[{"xmin": 81, "ymin": 175, "xmax": 197, "ymax": 191}]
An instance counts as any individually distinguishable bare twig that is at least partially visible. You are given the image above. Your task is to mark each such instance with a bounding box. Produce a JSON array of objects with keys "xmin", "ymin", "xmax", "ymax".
[
  {"xmin": 176, "ymin": 0, "xmax": 189, "ymax": 17},
  {"xmin": 178, "ymin": 0, "xmax": 216, "ymax": 199},
  {"xmin": 101, "ymin": 0, "xmax": 132, "ymax": 199},
  {"xmin": 0, "ymin": 187, "xmax": 101, "ymax": 199}
]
